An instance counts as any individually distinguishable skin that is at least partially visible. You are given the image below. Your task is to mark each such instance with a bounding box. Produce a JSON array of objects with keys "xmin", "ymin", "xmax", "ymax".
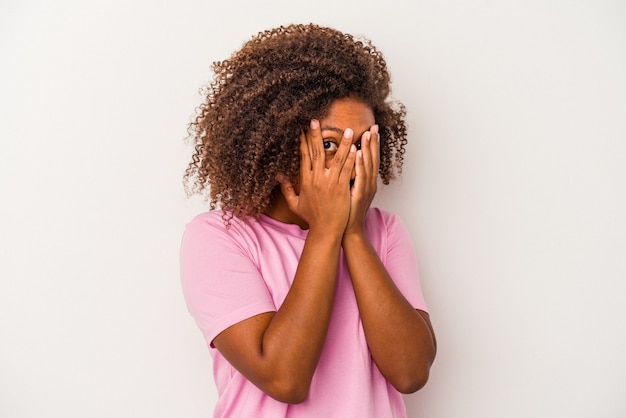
[{"xmin": 212, "ymin": 97, "xmax": 437, "ymax": 403}]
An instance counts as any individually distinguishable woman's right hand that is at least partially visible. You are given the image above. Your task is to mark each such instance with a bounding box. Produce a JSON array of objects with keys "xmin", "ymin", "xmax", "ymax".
[
  {"xmin": 280, "ymin": 119, "xmax": 357, "ymax": 236},
  {"xmin": 213, "ymin": 120, "xmax": 355, "ymax": 403}
]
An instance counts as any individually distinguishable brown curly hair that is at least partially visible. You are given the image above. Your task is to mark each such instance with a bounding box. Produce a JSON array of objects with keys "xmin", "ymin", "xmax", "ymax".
[{"xmin": 184, "ymin": 23, "xmax": 408, "ymax": 222}]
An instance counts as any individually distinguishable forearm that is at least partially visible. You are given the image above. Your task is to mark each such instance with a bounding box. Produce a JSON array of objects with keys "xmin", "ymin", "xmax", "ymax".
[
  {"xmin": 343, "ymin": 231, "xmax": 436, "ymax": 393},
  {"xmin": 215, "ymin": 228, "xmax": 343, "ymax": 403},
  {"xmin": 214, "ymin": 117, "xmax": 356, "ymax": 402},
  {"xmin": 261, "ymin": 230, "xmax": 341, "ymax": 390}
]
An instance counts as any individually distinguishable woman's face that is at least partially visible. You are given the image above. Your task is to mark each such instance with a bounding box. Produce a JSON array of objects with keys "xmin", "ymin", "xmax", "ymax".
[
  {"xmin": 268, "ymin": 97, "xmax": 376, "ymax": 226},
  {"xmin": 286, "ymin": 97, "xmax": 376, "ymax": 196},
  {"xmin": 274, "ymin": 97, "xmax": 377, "ymax": 225},
  {"xmin": 318, "ymin": 97, "xmax": 376, "ymax": 174}
]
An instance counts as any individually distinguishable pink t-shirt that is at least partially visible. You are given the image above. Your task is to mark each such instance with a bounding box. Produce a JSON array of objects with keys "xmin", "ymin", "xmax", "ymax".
[{"xmin": 180, "ymin": 208, "xmax": 428, "ymax": 418}]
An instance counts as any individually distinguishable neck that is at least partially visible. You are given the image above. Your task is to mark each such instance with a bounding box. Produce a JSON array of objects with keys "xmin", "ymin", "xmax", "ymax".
[{"xmin": 264, "ymin": 192, "xmax": 309, "ymax": 230}]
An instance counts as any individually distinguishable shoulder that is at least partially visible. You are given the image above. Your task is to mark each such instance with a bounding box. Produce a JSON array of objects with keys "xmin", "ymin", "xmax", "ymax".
[
  {"xmin": 182, "ymin": 211, "xmax": 293, "ymax": 256},
  {"xmin": 180, "ymin": 212, "xmax": 263, "ymax": 287},
  {"xmin": 364, "ymin": 207, "xmax": 405, "ymax": 233},
  {"xmin": 185, "ymin": 210, "xmax": 232, "ymax": 231},
  {"xmin": 364, "ymin": 207, "xmax": 414, "ymax": 255},
  {"xmin": 181, "ymin": 211, "xmax": 251, "ymax": 253},
  {"xmin": 184, "ymin": 210, "xmax": 251, "ymax": 238}
]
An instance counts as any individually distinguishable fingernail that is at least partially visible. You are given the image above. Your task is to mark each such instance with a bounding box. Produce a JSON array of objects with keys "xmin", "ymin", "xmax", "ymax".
[
  {"xmin": 310, "ymin": 120, "xmax": 319, "ymax": 129},
  {"xmin": 372, "ymin": 125, "xmax": 379, "ymax": 134},
  {"xmin": 350, "ymin": 144, "xmax": 356, "ymax": 152},
  {"xmin": 344, "ymin": 128, "xmax": 353, "ymax": 138},
  {"xmin": 363, "ymin": 132, "xmax": 370, "ymax": 142}
]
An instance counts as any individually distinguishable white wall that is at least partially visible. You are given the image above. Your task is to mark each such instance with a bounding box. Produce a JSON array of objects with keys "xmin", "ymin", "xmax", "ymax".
[{"xmin": 1, "ymin": 1, "xmax": 624, "ymax": 417}]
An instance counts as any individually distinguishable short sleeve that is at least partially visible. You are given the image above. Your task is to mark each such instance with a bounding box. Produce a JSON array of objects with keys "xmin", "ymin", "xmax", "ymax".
[
  {"xmin": 367, "ymin": 209, "xmax": 429, "ymax": 312},
  {"xmin": 179, "ymin": 213, "xmax": 277, "ymax": 347}
]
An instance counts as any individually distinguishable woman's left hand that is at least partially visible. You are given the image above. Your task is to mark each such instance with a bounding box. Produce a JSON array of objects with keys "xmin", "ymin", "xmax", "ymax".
[{"xmin": 344, "ymin": 124, "xmax": 380, "ymax": 237}]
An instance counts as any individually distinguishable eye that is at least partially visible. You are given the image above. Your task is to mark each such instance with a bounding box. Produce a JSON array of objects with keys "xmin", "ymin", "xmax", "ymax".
[
  {"xmin": 323, "ymin": 140, "xmax": 338, "ymax": 152},
  {"xmin": 355, "ymin": 141, "xmax": 362, "ymax": 150}
]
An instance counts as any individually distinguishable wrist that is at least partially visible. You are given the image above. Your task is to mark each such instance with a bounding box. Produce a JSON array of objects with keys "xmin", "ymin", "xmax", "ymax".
[
  {"xmin": 307, "ymin": 225, "xmax": 345, "ymax": 246},
  {"xmin": 342, "ymin": 227, "xmax": 367, "ymax": 245}
]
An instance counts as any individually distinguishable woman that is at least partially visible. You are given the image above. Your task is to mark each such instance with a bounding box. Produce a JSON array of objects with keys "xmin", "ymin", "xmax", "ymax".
[{"xmin": 180, "ymin": 23, "xmax": 436, "ymax": 418}]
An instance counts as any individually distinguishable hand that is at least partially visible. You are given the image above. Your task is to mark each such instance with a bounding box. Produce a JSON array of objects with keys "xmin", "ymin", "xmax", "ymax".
[
  {"xmin": 280, "ymin": 119, "xmax": 357, "ymax": 235},
  {"xmin": 344, "ymin": 125, "xmax": 380, "ymax": 237}
]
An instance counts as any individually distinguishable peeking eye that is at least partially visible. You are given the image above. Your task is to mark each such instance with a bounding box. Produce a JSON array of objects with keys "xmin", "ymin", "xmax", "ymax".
[
  {"xmin": 355, "ymin": 141, "xmax": 362, "ymax": 150},
  {"xmin": 323, "ymin": 141, "xmax": 338, "ymax": 152}
]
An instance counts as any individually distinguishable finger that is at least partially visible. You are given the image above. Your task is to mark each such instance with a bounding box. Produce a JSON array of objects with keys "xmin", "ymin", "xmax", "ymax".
[
  {"xmin": 330, "ymin": 127, "xmax": 355, "ymax": 175},
  {"xmin": 360, "ymin": 131, "xmax": 372, "ymax": 174},
  {"xmin": 307, "ymin": 119, "xmax": 325, "ymax": 171},
  {"xmin": 298, "ymin": 131, "xmax": 312, "ymax": 180},
  {"xmin": 339, "ymin": 143, "xmax": 357, "ymax": 185},
  {"xmin": 370, "ymin": 125, "xmax": 380, "ymax": 185},
  {"xmin": 299, "ymin": 131, "xmax": 311, "ymax": 167},
  {"xmin": 351, "ymin": 148, "xmax": 365, "ymax": 195}
]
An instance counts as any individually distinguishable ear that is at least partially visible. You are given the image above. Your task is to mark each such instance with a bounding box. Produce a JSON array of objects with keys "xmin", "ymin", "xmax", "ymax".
[{"xmin": 278, "ymin": 176, "xmax": 300, "ymax": 213}]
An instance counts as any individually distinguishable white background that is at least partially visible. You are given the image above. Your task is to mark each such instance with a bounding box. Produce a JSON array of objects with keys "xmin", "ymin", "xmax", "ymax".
[{"xmin": 1, "ymin": 1, "xmax": 625, "ymax": 417}]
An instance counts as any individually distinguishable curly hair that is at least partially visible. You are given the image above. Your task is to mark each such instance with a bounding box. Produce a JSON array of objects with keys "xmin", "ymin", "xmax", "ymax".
[{"xmin": 184, "ymin": 23, "xmax": 408, "ymax": 222}]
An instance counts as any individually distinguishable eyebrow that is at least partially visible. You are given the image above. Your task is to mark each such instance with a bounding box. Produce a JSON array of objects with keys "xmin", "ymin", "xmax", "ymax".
[{"xmin": 320, "ymin": 126, "xmax": 344, "ymax": 134}]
